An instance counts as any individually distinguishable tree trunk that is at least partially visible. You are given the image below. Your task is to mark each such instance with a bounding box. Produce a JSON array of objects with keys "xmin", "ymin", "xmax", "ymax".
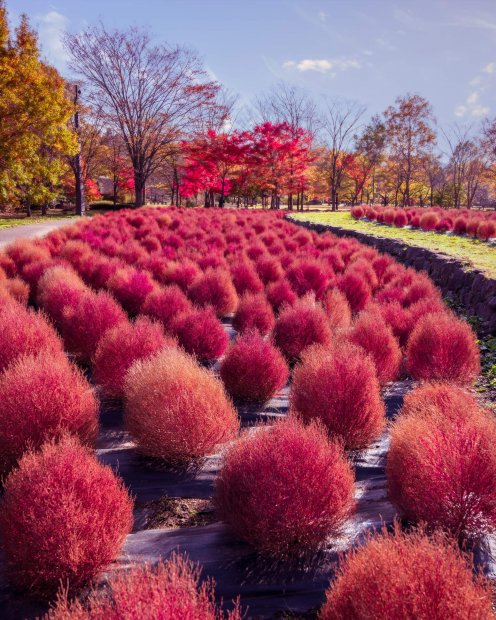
[
  {"xmin": 288, "ymin": 194, "xmax": 293, "ymax": 211},
  {"xmin": 134, "ymin": 170, "xmax": 145, "ymax": 208},
  {"xmin": 75, "ymin": 166, "xmax": 85, "ymax": 215},
  {"xmin": 25, "ymin": 198, "xmax": 31, "ymax": 218},
  {"xmin": 41, "ymin": 203, "xmax": 47, "ymax": 216}
]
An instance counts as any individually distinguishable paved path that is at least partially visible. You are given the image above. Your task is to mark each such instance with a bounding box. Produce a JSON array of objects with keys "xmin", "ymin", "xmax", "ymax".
[{"xmin": 0, "ymin": 219, "xmax": 72, "ymax": 249}]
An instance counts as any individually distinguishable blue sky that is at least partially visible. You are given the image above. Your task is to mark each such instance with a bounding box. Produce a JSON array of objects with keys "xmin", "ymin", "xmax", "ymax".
[{"xmin": 6, "ymin": 0, "xmax": 496, "ymax": 131}]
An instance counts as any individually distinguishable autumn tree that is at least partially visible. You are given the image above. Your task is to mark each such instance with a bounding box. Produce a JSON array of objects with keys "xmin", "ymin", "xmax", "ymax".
[
  {"xmin": 0, "ymin": 3, "xmax": 76, "ymax": 213},
  {"xmin": 353, "ymin": 115, "xmax": 386, "ymax": 204},
  {"xmin": 383, "ymin": 94, "xmax": 436, "ymax": 206},
  {"xmin": 65, "ymin": 24, "xmax": 220, "ymax": 207},
  {"xmin": 322, "ymin": 100, "xmax": 365, "ymax": 210},
  {"xmin": 257, "ymin": 83, "xmax": 318, "ymax": 209}
]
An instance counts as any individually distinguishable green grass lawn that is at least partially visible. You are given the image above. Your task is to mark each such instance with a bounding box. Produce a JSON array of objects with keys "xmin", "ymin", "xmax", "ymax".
[{"xmin": 290, "ymin": 211, "xmax": 496, "ymax": 278}]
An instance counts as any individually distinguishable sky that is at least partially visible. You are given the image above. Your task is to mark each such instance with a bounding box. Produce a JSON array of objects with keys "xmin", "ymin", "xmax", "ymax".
[{"xmin": 6, "ymin": 0, "xmax": 496, "ymax": 135}]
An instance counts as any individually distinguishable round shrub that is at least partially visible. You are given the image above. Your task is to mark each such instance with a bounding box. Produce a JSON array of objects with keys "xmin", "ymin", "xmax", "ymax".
[
  {"xmin": 286, "ymin": 259, "xmax": 330, "ymax": 299},
  {"xmin": 107, "ymin": 267, "xmax": 156, "ymax": 315},
  {"xmin": 320, "ymin": 526, "xmax": 493, "ymax": 620},
  {"xmin": 401, "ymin": 382, "xmax": 482, "ymax": 421},
  {"xmin": 273, "ymin": 297, "xmax": 332, "ymax": 362},
  {"xmin": 453, "ymin": 216, "xmax": 468, "ymax": 235},
  {"xmin": 350, "ymin": 206, "xmax": 364, "ymax": 219},
  {"xmin": 0, "ymin": 302, "xmax": 64, "ymax": 372},
  {"xmin": 36, "ymin": 266, "xmax": 87, "ymax": 328},
  {"xmin": 2, "ymin": 277, "xmax": 29, "ymax": 305},
  {"xmin": 477, "ymin": 220, "xmax": 496, "ymax": 241},
  {"xmin": 322, "ymin": 288, "xmax": 352, "ymax": 330},
  {"xmin": 387, "ymin": 406, "xmax": 496, "ymax": 539},
  {"xmin": 232, "ymin": 293, "xmax": 275, "ymax": 335},
  {"xmin": 255, "ymin": 257, "xmax": 283, "ymax": 284},
  {"xmin": 0, "ymin": 352, "xmax": 98, "ymax": 475},
  {"xmin": 337, "ymin": 272, "xmax": 371, "ymax": 313},
  {"xmin": 124, "ymin": 348, "xmax": 239, "ymax": 463},
  {"xmin": 230, "ymin": 261, "xmax": 263, "ymax": 295},
  {"xmin": 0, "ymin": 437, "xmax": 133, "ymax": 597},
  {"xmin": 265, "ymin": 278, "xmax": 297, "ymax": 313},
  {"xmin": 141, "ymin": 285, "xmax": 192, "ymax": 331},
  {"xmin": 406, "ymin": 312, "xmax": 480, "ymax": 384},
  {"xmin": 188, "ymin": 269, "xmax": 238, "ymax": 317},
  {"xmin": 347, "ymin": 311, "xmax": 402, "ymax": 384},
  {"xmin": 419, "ymin": 212, "xmax": 439, "ymax": 231},
  {"xmin": 60, "ymin": 290, "xmax": 127, "ymax": 364},
  {"xmin": 220, "ymin": 332, "xmax": 289, "ymax": 403},
  {"xmin": 46, "ymin": 553, "xmax": 242, "ymax": 620},
  {"xmin": 393, "ymin": 210, "xmax": 408, "ymax": 227},
  {"xmin": 170, "ymin": 307, "xmax": 229, "ymax": 362},
  {"xmin": 93, "ymin": 317, "xmax": 175, "ymax": 399},
  {"xmin": 215, "ymin": 417, "xmax": 355, "ymax": 555},
  {"xmin": 290, "ymin": 342, "xmax": 385, "ymax": 449}
]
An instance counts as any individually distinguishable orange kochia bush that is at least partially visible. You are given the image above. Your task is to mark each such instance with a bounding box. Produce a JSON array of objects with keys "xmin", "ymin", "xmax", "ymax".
[{"xmin": 124, "ymin": 348, "xmax": 239, "ymax": 463}]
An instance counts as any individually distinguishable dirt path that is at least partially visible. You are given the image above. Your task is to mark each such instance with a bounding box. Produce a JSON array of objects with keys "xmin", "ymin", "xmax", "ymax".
[{"xmin": 0, "ymin": 220, "xmax": 72, "ymax": 249}]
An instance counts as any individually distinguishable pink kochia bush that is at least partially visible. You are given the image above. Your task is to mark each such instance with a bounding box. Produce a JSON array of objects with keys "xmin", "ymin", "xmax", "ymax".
[
  {"xmin": 93, "ymin": 317, "xmax": 175, "ymax": 399},
  {"xmin": 265, "ymin": 278, "xmax": 297, "ymax": 313},
  {"xmin": 347, "ymin": 311, "xmax": 402, "ymax": 384},
  {"xmin": 0, "ymin": 437, "xmax": 133, "ymax": 598},
  {"xmin": 124, "ymin": 348, "xmax": 239, "ymax": 463},
  {"xmin": 0, "ymin": 352, "xmax": 98, "ymax": 476},
  {"xmin": 45, "ymin": 554, "xmax": 242, "ymax": 620},
  {"xmin": 141, "ymin": 285, "xmax": 192, "ymax": 331},
  {"xmin": 60, "ymin": 290, "xmax": 127, "ymax": 364},
  {"xmin": 322, "ymin": 288, "xmax": 352, "ymax": 330},
  {"xmin": 170, "ymin": 307, "xmax": 228, "ymax": 362},
  {"xmin": 220, "ymin": 332, "xmax": 289, "ymax": 403},
  {"xmin": 290, "ymin": 342, "xmax": 385, "ymax": 450},
  {"xmin": 273, "ymin": 297, "xmax": 332, "ymax": 362},
  {"xmin": 0, "ymin": 302, "xmax": 63, "ymax": 372},
  {"xmin": 188, "ymin": 269, "xmax": 238, "ymax": 317},
  {"xmin": 406, "ymin": 312, "xmax": 480, "ymax": 384},
  {"xmin": 232, "ymin": 292, "xmax": 275, "ymax": 335},
  {"xmin": 387, "ymin": 393, "xmax": 496, "ymax": 540},
  {"xmin": 215, "ymin": 417, "xmax": 355, "ymax": 555},
  {"xmin": 320, "ymin": 526, "xmax": 494, "ymax": 620}
]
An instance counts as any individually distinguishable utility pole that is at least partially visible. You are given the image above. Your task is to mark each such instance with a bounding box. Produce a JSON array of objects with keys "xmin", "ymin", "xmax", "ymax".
[{"xmin": 74, "ymin": 84, "xmax": 85, "ymax": 216}]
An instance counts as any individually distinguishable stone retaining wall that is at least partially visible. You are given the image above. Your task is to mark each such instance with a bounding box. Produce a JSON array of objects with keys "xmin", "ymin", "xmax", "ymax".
[{"xmin": 290, "ymin": 217, "xmax": 496, "ymax": 336}]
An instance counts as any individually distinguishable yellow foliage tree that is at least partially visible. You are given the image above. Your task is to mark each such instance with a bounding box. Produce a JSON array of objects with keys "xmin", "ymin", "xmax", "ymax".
[{"xmin": 0, "ymin": 3, "xmax": 77, "ymax": 213}]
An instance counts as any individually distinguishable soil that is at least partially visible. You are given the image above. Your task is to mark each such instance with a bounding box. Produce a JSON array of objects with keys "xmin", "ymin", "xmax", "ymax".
[{"xmin": 142, "ymin": 496, "xmax": 217, "ymax": 530}]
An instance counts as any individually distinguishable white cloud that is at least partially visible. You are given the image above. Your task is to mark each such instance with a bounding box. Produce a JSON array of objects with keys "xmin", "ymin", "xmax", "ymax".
[
  {"xmin": 484, "ymin": 62, "xmax": 496, "ymax": 74},
  {"xmin": 38, "ymin": 10, "xmax": 69, "ymax": 68},
  {"xmin": 283, "ymin": 57, "xmax": 361, "ymax": 74},
  {"xmin": 455, "ymin": 91, "xmax": 490, "ymax": 118},
  {"xmin": 467, "ymin": 92, "xmax": 479, "ymax": 104}
]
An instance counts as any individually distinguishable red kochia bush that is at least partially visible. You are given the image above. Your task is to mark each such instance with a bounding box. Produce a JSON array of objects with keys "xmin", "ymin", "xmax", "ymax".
[
  {"xmin": 107, "ymin": 267, "xmax": 156, "ymax": 315},
  {"xmin": 1, "ymin": 277, "xmax": 29, "ymax": 305},
  {"xmin": 420, "ymin": 212, "xmax": 439, "ymax": 231},
  {"xmin": 0, "ymin": 302, "xmax": 63, "ymax": 372},
  {"xmin": 230, "ymin": 261, "xmax": 263, "ymax": 295},
  {"xmin": 170, "ymin": 307, "xmax": 228, "ymax": 362},
  {"xmin": 232, "ymin": 293, "xmax": 275, "ymax": 335},
  {"xmin": 216, "ymin": 417, "xmax": 355, "ymax": 555},
  {"xmin": 0, "ymin": 352, "xmax": 98, "ymax": 475},
  {"xmin": 337, "ymin": 272, "xmax": 371, "ymax": 313},
  {"xmin": 141, "ymin": 285, "xmax": 192, "ymax": 331},
  {"xmin": 0, "ymin": 437, "xmax": 133, "ymax": 597},
  {"xmin": 188, "ymin": 269, "xmax": 238, "ymax": 317},
  {"xmin": 477, "ymin": 220, "xmax": 496, "ymax": 241},
  {"xmin": 220, "ymin": 332, "xmax": 289, "ymax": 403},
  {"xmin": 290, "ymin": 342, "xmax": 385, "ymax": 449},
  {"xmin": 46, "ymin": 554, "xmax": 242, "ymax": 620},
  {"xmin": 347, "ymin": 311, "xmax": 402, "ymax": 384},
  {"xmin": 60, "ymin": 290, "xmax": 127, "ymax": 364},
  {"xmin": 406, "ymin": 312, "xmax": 480, "ymax": 384},
  {"xmin": 124, "ymin": 348, "xmax": 239, "ymax": 463},
  {"xmin": 93, "ymin": 317, "xmax": 175, "ymax": 399},
  {"xmin": 320, "ymin": 526, "xmax": 493, "ymax": 620},
  {"xmin": 36, "ymin": 266, "xmax": 87, "ymax": 328},
  {"xmin": 273, "ymin": 297, "xmax": 332, "ymax": 362},
  {"xmin": 286, "ymin": 260, "xmax": 330, "ymax": 299},
  {"xmin": 265, "ymin": 278, "xmax": 297, "ymax": 313},
  {"xmin": 387, "ymin": 404, "xmax": 496, "ymax": 539},
  {"xmin": 393, "ymin": 210, "xmax": 408, "ymax": 227}
]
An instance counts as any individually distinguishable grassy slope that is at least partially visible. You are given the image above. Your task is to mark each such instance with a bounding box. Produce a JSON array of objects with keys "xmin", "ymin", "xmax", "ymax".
[
  {"xmin": 291, "ymin": 211, "xmax": 496, "ymax": 278},
  {"xmin": 0, "ymin": 214, "xmax": 77, "ymax": 229}
]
